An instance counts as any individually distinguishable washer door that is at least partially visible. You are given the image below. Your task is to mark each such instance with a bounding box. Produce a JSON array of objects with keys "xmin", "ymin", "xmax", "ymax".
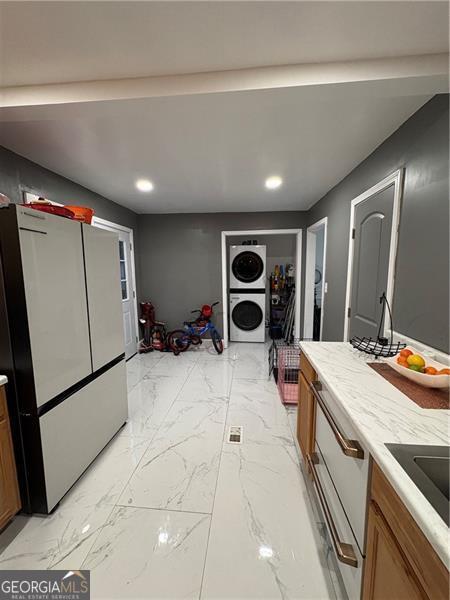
[
  {"xmin": 232, "ymin": 251, "xmax": 264, "ymax": 283},
  {"xmin": 232, "ymin": 300, "xmax": 264, "ymax": 331}
]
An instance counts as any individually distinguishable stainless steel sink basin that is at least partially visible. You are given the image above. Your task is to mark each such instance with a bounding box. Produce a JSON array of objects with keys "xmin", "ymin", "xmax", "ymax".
[{"xmin": 386, "ymin": 444, "xmax": 450, "ymax": 526}]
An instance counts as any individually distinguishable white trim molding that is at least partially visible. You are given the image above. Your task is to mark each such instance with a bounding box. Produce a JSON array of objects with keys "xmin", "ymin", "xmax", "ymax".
[
  {"xmin": 343, "ymin": 169, "xmax": 404, "ymax": 342},
  {"xmin": 303, "ymin": 217, "xmax": 328, "ymax": 341},
  {"xmin": 221, "ymin": 228, "xmax": 302, "ymax": 348},
  {"xmin": 2, "ymin": 53, "xmax": 447, "ymax": 109}
]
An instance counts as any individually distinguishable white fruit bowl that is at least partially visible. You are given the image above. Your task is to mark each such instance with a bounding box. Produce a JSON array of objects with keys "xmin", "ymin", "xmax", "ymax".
[{"xmin": 385, "ymin": 347, "xmax": 450, "ymax": 389}]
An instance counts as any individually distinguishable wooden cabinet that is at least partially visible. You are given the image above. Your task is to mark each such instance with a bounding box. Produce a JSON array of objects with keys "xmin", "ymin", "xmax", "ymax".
[
  {"xmin": 363, "ymin": 462, "xmax": 448, "ymax": 600},
  {"xmin": 0, "ymin": 385, "xmax": 21, "ymax": 530},
  {"xmin": 364, "ymin": 502, "xmax": 425, "ymax": 600},
  {"xmin": 297, "ymin": 353, "xmax": 316, "ymax": 462}
]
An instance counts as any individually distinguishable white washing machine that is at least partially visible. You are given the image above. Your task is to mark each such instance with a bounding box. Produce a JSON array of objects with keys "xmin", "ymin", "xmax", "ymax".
[
  {"xmin": 229, "ymin": 245, "xmax": 266, "ymax": 289},
  {"xmin": 230, "ymin": 293, "xmax": 266, "ymax": 342}
]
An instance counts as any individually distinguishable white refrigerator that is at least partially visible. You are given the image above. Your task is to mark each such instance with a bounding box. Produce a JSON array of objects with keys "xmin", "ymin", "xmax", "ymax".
[{"xmin": 0, "ymin": 205, "xmax": 128, "ymax": 513}]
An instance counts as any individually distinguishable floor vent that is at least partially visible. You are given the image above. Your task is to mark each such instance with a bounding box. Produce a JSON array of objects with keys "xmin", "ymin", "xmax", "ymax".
[{"xmin": 228, "ymin": 426, "xmax": 243, "ymax": 444}]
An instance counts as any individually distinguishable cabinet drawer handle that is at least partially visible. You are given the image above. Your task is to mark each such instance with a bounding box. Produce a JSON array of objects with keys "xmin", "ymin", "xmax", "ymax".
[
  {"xmin": 20, "ymin": 208, "xmax": 46, "ymax": 219},
  {"xmin": 19, "ymin": 227, "xmax": 47, "ymax": 235},
  {"xmin": 307, "ymin": 452, "xmax": 358, "ymax": 568},
  {"xmin": 310, "ymin": 380, "xmax": 364, "ymax": 459}
]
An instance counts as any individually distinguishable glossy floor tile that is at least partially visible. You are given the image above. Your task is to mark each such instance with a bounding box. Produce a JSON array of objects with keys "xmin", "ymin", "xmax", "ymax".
[
  {"xmin": 118, "ymin": 401, "xmax": 226, "ymax": 513},
  {"xmin": 150, "ymin": 352, "xmax": 199, "ymax": 377},
  {"xmin": 0, "ymin": 343, "xmax": 340, "ymax": 599},
  {"xmin": 233, "ymin": 345, "xmax": 271, "ymax": 380},
  {"xmin": 201, "ymin": 442, "xmax": 334, "ymax": 600},
  {"xmin": 83, "ymin": 506, "xmax": 210, "ymax": 599},
  {"xmin": 0, "ymin": 486, "xmax": 114, "ymax": 570},
  {"xmin": 227, "ymin": 378, "xmax": 294, "ymax": 445},
  {"xmin": 122, "ymin": 374, "xmax": 187, "ymax": 439}
]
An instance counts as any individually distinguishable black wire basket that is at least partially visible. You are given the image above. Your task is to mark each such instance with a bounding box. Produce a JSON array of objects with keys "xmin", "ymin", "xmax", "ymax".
[
  {"xmin": 350, "ymin": 293, "xmax": 406, "ymax": 358},
  {"xmin": 350, "ymin": 336, "xmax": 405, "ymax": 358}
]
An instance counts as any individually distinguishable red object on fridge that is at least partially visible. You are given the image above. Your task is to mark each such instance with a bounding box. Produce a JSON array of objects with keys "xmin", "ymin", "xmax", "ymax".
[{"xmin": 22, "ymin": 203, "xmax": 75, "ymax": 219}]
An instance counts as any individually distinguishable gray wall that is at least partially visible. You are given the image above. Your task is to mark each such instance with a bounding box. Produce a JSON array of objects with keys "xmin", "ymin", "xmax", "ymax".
[
  {"xmin": 0, "ymin": 145, "xmax": 141, "ymax": 295},
  {"xmin": 138, "ymin": 213, "xmax": 306, "ymax": 332},
  {"xmin": 306, "ymin": 95, "xmax": 449, "ymax": 352},
  {"xmin": 2, "ymin": 95, "xmax": 447, "ymax": 352}
]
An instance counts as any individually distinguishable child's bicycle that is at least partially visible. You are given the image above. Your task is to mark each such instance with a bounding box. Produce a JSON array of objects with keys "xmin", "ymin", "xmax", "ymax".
[{"xmin": 168, "ymin": 302, "xmax": 223, "ymax": 355}]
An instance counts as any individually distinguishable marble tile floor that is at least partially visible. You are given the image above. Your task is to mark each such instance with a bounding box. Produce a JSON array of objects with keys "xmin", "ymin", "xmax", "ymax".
[{"xmin": 0, "ymin": 342, "xmax": 344, "ymax": 599}]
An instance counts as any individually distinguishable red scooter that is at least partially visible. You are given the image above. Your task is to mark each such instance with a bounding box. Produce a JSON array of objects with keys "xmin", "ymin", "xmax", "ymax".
[{"xmin": 138, "ymin": 302, "xmax": 168, "ymax": 353}]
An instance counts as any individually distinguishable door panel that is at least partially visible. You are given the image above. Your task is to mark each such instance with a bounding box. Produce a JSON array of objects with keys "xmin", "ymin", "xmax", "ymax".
[
  {"xmin": 18, "ymin": 209, "xmax": 92, "ymax": 406},
  {"xmin": 91, "ymin": 221, "xmax": 137, "ymax": 360},
  {"xmin": 82, "ymin": 224, "xmax": 125, "ymax": 371},
  {"xmin": 0, "ymin": 388, "xmax": 21, "ymax": 529},
  {"xmin": 40, "ymin": 360, "xmax": 127, "ymax": 511},
  {"xmin": 363, "ymin": 503, "xmax": 424, "ymax": 600},
  {"xmin": 350, "ymin": 187, "xmax": 394, "ymax": 340},
  {"xmin": 118, "ymin": 231, "xmax": 137, "ymax": 359},
  {"xmin": 123, "ymin": 310, "xmax": 133, "ymax": 351}
]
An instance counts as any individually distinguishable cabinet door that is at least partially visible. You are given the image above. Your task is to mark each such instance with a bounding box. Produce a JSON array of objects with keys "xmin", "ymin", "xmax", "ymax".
[
  {"xmin": 82, "ymin": 224, "xmax": 124, "ymax": 371},
  {"xmin": 18, "ymin": 209, "xmax": 92, "ymax": 406},
  {"xmin": 0, "ymin": 389, "xmax": 21, "ymax": 529},
  {"xmin": 297, "ymin": 371, "xmax": 315, "ymax": 461},
  {"xmin": 40, "ymin": 360, "xmax": 127, "ymax": 511},
  {"xmin": 363, "ymin": 502, "xmax": 426, "ymax": 600}
]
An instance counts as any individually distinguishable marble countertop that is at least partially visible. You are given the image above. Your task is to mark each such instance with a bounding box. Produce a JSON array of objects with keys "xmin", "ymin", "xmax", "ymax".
[
  {"xmin": 299, "ymin": 341, "xmax": 450, "ymax": 569},
  {"xmin": 0, "ymin": 375, "xmax": 7, "ymax": 387}
]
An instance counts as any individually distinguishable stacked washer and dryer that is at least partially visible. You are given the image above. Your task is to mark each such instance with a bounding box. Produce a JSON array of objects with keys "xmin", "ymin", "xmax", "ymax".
[{"xmin": 229, "ymin": 245, "xmax": 266, "ymax": 342}]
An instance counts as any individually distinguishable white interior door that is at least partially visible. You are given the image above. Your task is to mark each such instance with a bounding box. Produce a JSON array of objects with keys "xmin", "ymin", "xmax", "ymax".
[
  {"xmin": 303, "ymin": 230, "xmax": 316, "ymax": 339},
  {"xmin": 117, "ymin": 230, "xmax": 137, "ymax": 359},
  {"xmin": 349, "ymin": 187, "xmax": 394, "ymax": 340},
  {"xmin": 92, "ymin": 219, "xmax": 138, "ymax": 360}
]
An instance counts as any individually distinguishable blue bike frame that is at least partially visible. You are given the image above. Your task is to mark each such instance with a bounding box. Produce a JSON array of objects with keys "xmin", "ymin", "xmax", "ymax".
[{"xmin": 183, "ymin": 320, "xmax": 220, "ymax": 340}]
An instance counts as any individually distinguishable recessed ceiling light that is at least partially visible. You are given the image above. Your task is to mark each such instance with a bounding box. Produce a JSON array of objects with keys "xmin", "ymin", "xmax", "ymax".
[
  {"xmin": 135, "ymin": 178, "xmax": 154, "ymax": 192},
  {"xmin": 265, "ymin": 175, "xmax": 283, "ymax": 190}
]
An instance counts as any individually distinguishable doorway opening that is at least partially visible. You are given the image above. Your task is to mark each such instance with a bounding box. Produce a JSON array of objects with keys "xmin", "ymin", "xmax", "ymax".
[
  {"xmin": 303, "ymin": 217, "xmax": 327, "ymax": 341},
  {"xmin": 221, "ymin": 229, "xmax": 302, "ymax": 348},
  {"xmin": 92, "ymin": 216, "xmax": 138, "ymax": 360}
]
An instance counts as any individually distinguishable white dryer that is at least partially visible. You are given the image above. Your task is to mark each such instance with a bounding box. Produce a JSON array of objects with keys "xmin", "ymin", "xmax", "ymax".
[
  {"xmin": 230, "ymin": 292, "xmax": 266, "ymax": 342},
  {"xmin": 229, "ymin": 245, "xmax": 266, "ymax": 289}
]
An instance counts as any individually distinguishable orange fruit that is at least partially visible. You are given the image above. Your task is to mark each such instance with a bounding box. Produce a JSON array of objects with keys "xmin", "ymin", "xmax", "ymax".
[
  {"xmin": 400, "ymin": 349, "xmax": 413, "ymax": 358},
  {"xmin": 438, "ymin": 368, "xmax": 450, "ymax": 375},
  {"xmin": 424, "ymin": 366, "xmax": 438, "ymax": 375},
  {"xmin": 397, "ymin": 357, "xmax": 409, "ymax": 367}
]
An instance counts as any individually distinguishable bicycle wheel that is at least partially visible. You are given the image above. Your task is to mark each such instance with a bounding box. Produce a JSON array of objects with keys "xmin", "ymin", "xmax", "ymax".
[
  {"xmin": 167, "ymin": 330, "xmax": 191, "ymax": 355},
  {"xmin": 211, "ymin": 328, "xmax": 223, "ymax": 354}
]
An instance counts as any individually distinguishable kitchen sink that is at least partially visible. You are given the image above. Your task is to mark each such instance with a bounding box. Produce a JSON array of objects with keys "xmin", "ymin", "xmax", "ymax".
[{"xmin": 386, "ymin": 444, "xmax": 450, "ymax": 526}]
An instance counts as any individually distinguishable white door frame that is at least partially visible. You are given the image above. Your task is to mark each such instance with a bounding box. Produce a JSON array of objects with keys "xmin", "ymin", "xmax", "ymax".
[
  {"xmin": 221, "ymin": 228, "xmax": 302, "ymax": 348},
  {"xmin": 92, "ymin": 216, "xmax": 139, "ymax": 349},
  {"xmin": 343, "ymin": 169, "xmax": 404, "ymax": 341},
  {"xmin": 303, "ymin": 217, "xmax": 328, "ymax": 341}
]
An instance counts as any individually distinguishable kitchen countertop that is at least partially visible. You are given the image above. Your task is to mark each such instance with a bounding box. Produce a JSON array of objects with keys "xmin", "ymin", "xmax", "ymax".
[
  {"xmin": 299, "ymin": 341, "xmax": 450, "ymax": 569},
  {"xmin": 0, "ymin": 375, "xmax": 7, "ymax": 387}
]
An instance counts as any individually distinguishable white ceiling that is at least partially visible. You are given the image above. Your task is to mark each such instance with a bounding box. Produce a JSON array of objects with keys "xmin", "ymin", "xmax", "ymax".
[
  {"xmin": 0, "ymin": 87, "xmax": 430, "ymax": 213},
  {"xmin": 1, "ymin": 1, "xmax": 448, "ymax": 87},
  {"xmin": 0, "ymin": 1, "xmax": 447, "ymax": 214}
]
